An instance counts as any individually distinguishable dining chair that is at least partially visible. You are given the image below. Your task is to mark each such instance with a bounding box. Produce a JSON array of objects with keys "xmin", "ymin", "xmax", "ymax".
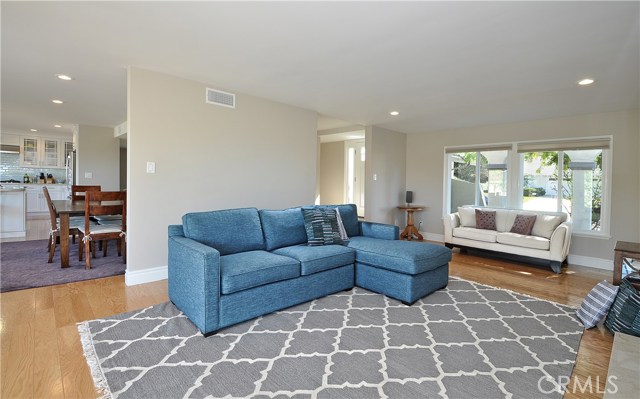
[
  {"xmin": 77, "ymin": 190, "xmax": 126, "ymax": 270},
  {"xmin": 43, "ymin": 186, "xmax": 86, "ymax": 263},
  {"xmin": 71, "ymin": 185, "xmax": 101, "ymax": 201}
]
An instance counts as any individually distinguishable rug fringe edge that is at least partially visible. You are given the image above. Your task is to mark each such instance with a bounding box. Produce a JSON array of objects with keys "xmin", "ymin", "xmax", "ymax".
[{"xmin": 77, "ymin": 321, "xmax": 113, "ymax": 399}]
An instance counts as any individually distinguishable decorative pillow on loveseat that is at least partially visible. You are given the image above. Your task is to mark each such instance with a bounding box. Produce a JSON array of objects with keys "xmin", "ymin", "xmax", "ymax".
[
  {"xmin": 301, "ymin": 207, "xmax": 345, "ymax": 246},
  {"xmin": 475, "ymin": 209, "xmax": 497, "ymax": 230},
  {"xmin": 576, "ymin": 280, "xmax": 619, "ymax": 329},
  {"xmin": 510, "ymin": 214, "xmax": 537, "ymax": 235}
]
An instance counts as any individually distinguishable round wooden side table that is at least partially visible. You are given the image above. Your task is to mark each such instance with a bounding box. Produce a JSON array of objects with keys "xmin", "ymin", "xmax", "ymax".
[{"xmin": 397, "ymin": 206, "xmax": 424, "ymax": 241}]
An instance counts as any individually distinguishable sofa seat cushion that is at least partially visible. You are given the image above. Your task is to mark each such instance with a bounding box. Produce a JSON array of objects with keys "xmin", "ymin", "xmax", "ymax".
[
  {"xmin": 220, "ymin": 250, "xmax": 300, "ymax": 295},
  {"xmin": 347, "ymin": 237, "xmax": 451, "ymax": 275},
  {"xmin": 496, "ymin": 232, "xmax": 550, "ymax": 251},
  {"xmin": 453, "ymin": 227, "xmax": 498, "ymax": 243},
  {"xmin": 272, "ymin": 244, "xmax": 355, "ymax": 276}
]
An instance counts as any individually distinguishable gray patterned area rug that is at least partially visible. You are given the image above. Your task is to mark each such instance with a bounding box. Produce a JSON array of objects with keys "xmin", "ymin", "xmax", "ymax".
[{"xmin": 78, "ymin": 278, "xmax": 583, "ymax": 399}]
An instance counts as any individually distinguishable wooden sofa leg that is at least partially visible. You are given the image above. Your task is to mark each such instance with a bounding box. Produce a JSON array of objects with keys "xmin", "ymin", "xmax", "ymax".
[{"xmin": 550, "ymin": 261, "xmax": 562, "ymax": 274}]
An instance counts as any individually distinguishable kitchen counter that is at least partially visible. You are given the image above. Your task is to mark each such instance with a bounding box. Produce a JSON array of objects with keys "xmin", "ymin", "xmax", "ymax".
[
  {"xmin": 0, "ymin": 187, "xmax": 26, "ymax": 238},
  {"xmin": 0, "ymin": 183, "xmax": 70, "ymax": 214}
]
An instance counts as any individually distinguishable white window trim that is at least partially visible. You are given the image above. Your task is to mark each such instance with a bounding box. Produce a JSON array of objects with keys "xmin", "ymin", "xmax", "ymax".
[{"xmin": 443, "ymin": 136, "xmax": 612, "ymax": 238}]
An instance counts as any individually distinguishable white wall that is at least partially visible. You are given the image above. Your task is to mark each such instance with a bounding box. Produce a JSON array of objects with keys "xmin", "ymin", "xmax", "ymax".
[
  {"xmin": 76, "ymin": 124, "xmax": 120, "ymax": 190},
  {"xmin": 319, "ymin": 141, "xmax": 345, "ymax": 205},
  {"xmin": 365, "ymin": 126, "xmax": 407, "ymax": 226},
  {"xmin": 406, "ymin": 109, "xmax": 640, "ymax": 266},
  {"xmin": 127, "ymin": 67, "xmax": 317, "ymax": 275}
]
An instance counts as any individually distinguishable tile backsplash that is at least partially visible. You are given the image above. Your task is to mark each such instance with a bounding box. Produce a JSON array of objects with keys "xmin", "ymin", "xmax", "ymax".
[{"xmin": 0, "ymin": 153, "xmax": 67, "ymax": 182}]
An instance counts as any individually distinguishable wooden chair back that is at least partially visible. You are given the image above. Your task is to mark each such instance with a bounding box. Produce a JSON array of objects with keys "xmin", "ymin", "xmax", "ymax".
[
  {"xmin": 71, "ymin": 185, "xmax": 101, "ymax": 201},
  {"xmin": 83, "ymin": 190, "xmax": 126, "ymax": 234},
  {"xmin": 42, "ymin": 186, "xmax": 58, "ymax": 230}
]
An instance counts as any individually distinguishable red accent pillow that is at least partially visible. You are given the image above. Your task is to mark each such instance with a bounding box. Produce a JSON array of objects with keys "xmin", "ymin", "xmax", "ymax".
[
  {"xmin": 475, "ymin": 209, "xmax": 497, "ymax": 230},
  {"xmin": 510, "ymin": 214, "xmax": 537, "ymax": 235}
]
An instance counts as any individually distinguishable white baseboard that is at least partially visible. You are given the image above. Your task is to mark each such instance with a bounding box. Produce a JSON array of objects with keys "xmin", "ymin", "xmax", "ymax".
[
  {"xmin": 125, "ymin": 265, "xmax": 168, "ymax": 286},
  {"xmin": 568, "ymin": 254, "xmax": 613, "ymax": 270},
  {"xmin": 421, "ymin": 231, "xmax": 444, "ymax": 243}
]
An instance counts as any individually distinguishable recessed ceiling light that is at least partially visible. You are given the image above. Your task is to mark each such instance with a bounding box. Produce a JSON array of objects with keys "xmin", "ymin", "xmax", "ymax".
[
  {"xmin": 30, "ymin": 128, "xmax": 38, "ymax": 132},
  {"xmin": 578, "ymin": 78, "xmax": 595, "ymax": 86},
  {"xmin": 51, "ymin": 99, "xmax": 63, "ymax": 104},
  {"xmin": 56, "ymin": 74, "xmax": 73, "ymax": 81},
  {"xmin": 54, "ymin": 124, "xmax": 62, "ymax": 128},
  {"xmin": 390, "ymin": 111, "xmax": 400, "ymax": 116}
]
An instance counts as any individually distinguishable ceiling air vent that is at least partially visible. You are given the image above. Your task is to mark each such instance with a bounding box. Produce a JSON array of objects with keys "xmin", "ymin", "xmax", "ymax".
[{"xmin": 206, "ymin": 88, "xmax": 235, "ymax": 108}]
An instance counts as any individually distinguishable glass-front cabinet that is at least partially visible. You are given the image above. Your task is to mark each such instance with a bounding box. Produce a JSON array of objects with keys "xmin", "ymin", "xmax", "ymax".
[
  {"xmin": 19, "ymin": 136, "xmax": 70, "ymax": 168},
  {"xmin": 21, "ymin": 137, "xmax": 39, "ymax": 166},
  {"xmin": 42, "ymin": 139, "xmax": 60, "ymax": 167}
]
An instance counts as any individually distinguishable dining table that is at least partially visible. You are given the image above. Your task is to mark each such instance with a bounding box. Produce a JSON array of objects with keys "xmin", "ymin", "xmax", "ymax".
[{"xmin": 51, "ymin": 199, "xmax": 85, "ymax": 268}]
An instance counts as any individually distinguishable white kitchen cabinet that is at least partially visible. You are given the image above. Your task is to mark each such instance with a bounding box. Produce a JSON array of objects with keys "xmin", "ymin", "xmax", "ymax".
[
  {"xmin": 0, "ymin": 188, "xmax": 26, "ymax": 238},
  {"xmin": 20, "ymin": 136, "xmax": 72, "ymax": 168},
  {"xmin": 25, "ymin": 185, "xmax": 69, "ymax": 214}
]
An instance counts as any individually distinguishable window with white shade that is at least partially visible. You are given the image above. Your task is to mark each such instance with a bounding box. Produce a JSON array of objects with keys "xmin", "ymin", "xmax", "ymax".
[
  {"xmin": 445, "ymin": 137, "xmax": 611, "ymax": 236},
  {"xmin": 446, "ymin": 146, "xmax": 511, "ymax": 211}
]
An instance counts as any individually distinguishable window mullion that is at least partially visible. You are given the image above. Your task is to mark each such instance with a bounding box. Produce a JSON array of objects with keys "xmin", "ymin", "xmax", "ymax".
[{"xmin": 557, "ymin": 151, "xmax": 564, "ymax": 212}]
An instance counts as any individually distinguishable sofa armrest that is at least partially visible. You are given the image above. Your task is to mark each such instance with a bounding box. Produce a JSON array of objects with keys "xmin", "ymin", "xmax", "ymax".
[
  {"xmin": 549, "ymin": 221, "xmax": 572, "ymax": 262},
  {"xmin": 359, "ymin": 221, "xmax": 399, "ymax": 240},
  {"xmin": 443, "ymin": 213, "xmax": 459, "ymax": 243},
  {"xmin": 168, "ymin": 235, "xmax": 221, "ymax": 334}
]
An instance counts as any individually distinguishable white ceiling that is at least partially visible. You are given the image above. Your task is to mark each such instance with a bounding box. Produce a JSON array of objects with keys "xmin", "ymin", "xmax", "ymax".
[{"xmin": 2, "ymin": 1, "xmax": 638, "ymax": 137}]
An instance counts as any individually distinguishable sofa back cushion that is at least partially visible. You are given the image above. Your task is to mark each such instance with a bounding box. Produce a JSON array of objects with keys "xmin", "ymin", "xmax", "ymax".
[
  {"xmin": 458, "ymin": 207, "xmax": 476, "ymax": 227},
  {"xmin": 313, "ymin": 204, "xmax": 360, "ymax": 237},
  {"xmin": 259, "ymin": 208, "xmax": 308, "ymax": 251},
  {"xmin": 182, "ymin": 208, "xmax": 265, "ymax": 255},
  {"xmin": 532, "ymin": 214, "xmax": 565, "ymax": 239}
]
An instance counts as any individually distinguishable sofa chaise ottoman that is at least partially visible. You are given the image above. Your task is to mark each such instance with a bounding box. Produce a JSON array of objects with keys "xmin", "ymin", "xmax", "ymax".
[{"xmin": 168, "ymin": 204, "xmax": 452, "ymax": 335}]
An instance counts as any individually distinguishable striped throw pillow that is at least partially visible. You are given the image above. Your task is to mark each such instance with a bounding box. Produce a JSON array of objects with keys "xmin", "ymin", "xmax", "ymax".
[
  {"xmin": 301, "ymin": 207, "xmax": 344, "ymax": 246},
  {"xmin": 576, "ymin": 280, "xmax": 619, "ymax": 329}
]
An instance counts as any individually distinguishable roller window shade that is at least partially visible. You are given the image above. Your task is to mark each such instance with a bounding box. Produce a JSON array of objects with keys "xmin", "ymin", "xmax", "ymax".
[
  {"xmin": 445, "ymin": 144, "xmax": 512, "ymax": 154},
  {"xmin": 517, "ymin": 138, "xmax": 610, "ymax": 153}
]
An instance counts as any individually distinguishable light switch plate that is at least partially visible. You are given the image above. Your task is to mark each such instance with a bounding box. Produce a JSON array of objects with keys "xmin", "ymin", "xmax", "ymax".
[
  {"xmin": 146, "ymin": 161, "xmax": 156, "ymax": 174},
  {"xmin": 84, "ymin": 172, "xmax": 92, "ymax": 179}
]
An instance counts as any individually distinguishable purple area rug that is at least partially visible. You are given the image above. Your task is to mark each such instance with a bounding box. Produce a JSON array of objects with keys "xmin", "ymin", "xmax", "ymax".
[{"xmin": 0, "ymin": 239, "xmax": 126, "ymax": 292}]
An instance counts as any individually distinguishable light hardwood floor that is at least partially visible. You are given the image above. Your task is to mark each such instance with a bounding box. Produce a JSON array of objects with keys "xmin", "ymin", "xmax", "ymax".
[{"xmin": 0, "ymin": 248, "xmax": 614, "ymax": 399}]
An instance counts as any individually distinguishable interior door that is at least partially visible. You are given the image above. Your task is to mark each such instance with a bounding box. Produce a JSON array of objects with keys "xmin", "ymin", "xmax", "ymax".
[{"xmin": 345, "ymin": 140, "xmax": 365, "ymax": 217}]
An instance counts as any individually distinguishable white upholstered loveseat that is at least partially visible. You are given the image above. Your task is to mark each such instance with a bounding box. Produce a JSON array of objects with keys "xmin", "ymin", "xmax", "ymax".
[{"xmin": 444, "ymin": 206, "xmax": 572, "ymax": 273}]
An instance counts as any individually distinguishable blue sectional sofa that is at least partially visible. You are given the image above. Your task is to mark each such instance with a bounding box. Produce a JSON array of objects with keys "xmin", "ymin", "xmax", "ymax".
[{"xmin": 168, "ymin": 204, "xmax": 451, "ymax": 335}]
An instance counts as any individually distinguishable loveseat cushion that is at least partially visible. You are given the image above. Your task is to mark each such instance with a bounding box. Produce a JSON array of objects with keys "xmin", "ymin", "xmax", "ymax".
[
  {"xmin": 259, "ymin": 208, "xmax": 307, "ymax": 251},
  {"xmin": 532, "ymin": 215, "xmax": 565, "ymax": 239},
  {"xmin": 348, "ymin": 237, "xmax": 451, "ymax": 275},
  {"xmin": 220, "ymin": 250, "xmax": 300, "ymax": 295},
  {"xmin": 313, "ymin": 204, "xmax": 359, "ymax": 237},
  {"xmin": 496, "ymin": 232, "xmax": 550, "ymax": 250},
  {"xmin": 182, "ymin": 208, "xmax": 265, "ymax": 256},
  {"xmin": 458, "ymin": 207, "xmax": 476, "ymax": 227},
  {"xmin": 453, "ymin": 227, "xmax": 498, "ymax": 243},
  {"xmin": 273, "ymin": 244, "xmax": 355, "ymax": 275}
]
